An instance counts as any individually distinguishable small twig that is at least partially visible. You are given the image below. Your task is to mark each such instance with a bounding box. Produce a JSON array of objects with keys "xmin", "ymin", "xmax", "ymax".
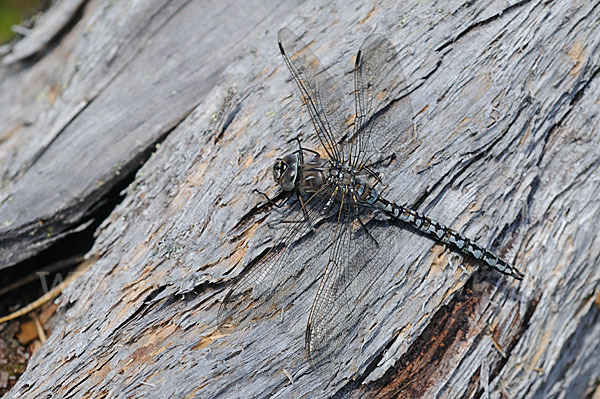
[
  {"xmin": 0, "ymin": 257, "xmax": 95, "ymax": 323},
  {"xmin": 0, "ymin": 255, "xmax": 83, "ymax": 297},
  {"xmin": 32, "ymin": 313, "xmax": 47, "ymax": 343}
]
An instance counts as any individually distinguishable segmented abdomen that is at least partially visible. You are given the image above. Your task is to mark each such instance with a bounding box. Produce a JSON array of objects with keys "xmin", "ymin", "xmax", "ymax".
[{"xmin": 375, "ymin": 197, "xmax": 524, "ymax": 280}]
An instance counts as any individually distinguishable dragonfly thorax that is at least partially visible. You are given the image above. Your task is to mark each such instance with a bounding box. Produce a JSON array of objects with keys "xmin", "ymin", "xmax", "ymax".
[
  {"xmin": 273, "ymin": 149, "xmax": 380, "ymax": 205},
  {"xmin": 274, "ymin": 151, "xmax": 336, "ymax": 196}
]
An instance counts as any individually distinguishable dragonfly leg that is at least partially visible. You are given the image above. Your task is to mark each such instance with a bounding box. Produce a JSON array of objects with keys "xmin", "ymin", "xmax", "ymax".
[
  {"xmin": 364, "ymin": 152, "xmax": 396, "ymax": 170},
  {"xmin": 253, "ymin": 188, "xmax": 290, "ymax": 208},
  {"xmin": 268, "ymin": 193, "xmax": 311, "ymax": 226},
  {"xmin": 356, "ymin": 213, "xmax": 379, "ymax": 246},
  {"xmin": 298, "ymin": 195, "xmax": 311, "ymax": 222},
  {"xmin": 294, "ymin": 137, "xmax": 321, "ymax": 160}
]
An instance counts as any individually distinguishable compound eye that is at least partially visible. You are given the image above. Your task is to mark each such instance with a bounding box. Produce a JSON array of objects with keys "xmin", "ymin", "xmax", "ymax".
[{"xmin": 273, "ymin": 159, "xmax": 287, "ymax": 180}]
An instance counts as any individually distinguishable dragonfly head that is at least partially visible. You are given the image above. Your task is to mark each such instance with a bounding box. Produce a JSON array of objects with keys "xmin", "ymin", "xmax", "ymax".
[{"xmin": 273, "ymin": 153, "xmax": 299, "ymax": 191}]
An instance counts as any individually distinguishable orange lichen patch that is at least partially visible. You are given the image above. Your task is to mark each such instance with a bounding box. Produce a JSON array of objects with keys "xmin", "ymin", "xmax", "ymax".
[
  {"xmin": 359, "ymin": 6, "xmax": 377, "ymax": 25},
  {"xmin": 86, "ymin": 353, "xmax": 113, "ymax": 386},
  {"xmin": 440, "ymin": 279, "xmax": 466, "ymax": 304},
  {"xmin": 187, "ymin": 380, "xmax": 212, "ymax": 398},
  {"xmin": 467, "ymin": 196, "xmax": 483, "ymax": 215},
  {"xmin": 168, "ymin": 185, "xmax": 196, "ymax": 214},
  {"xmin": 416, "ymin": 104, "xmax": 429, "ymax": 117},
  {"xmin": 528, "ymin": 321, "xmax": 553, "ymax": 371},
  {"xmin": 346, "ymin": 112, "xmax": 356, "ymax": 127},
  {"xmin": 594, "ymin": 290, "xmax": 600, "ymax": 309},
  {"xmin": 458, "ymin": 116, "xmax": 470, "ymax": 126},
  {"xmin": 122, "ymin": 264, "xmax": 162, "ymax": 291},
  {"xmin": 263, "ymin": 148, "xmax": 278, "ymax": 159},
  {"xmin": 1, "ymin": 122, "xmax": 22, "ymax": 141},
  {"xmin": 103, "ymin": 284, "xmax": 161, "ymax": 333},
  {"xmin": 124, "ymin": 332, "xmax": 173, "ymax": 368},
  {"xmin": 48, "ymin": 85, "xmax": 61, "ymax": 105},
  {"xmin": 241, "ymin": 154, "xmax": 254, "ymax": 170},
  {"xmin": 192, "ymin": 329, "xmax": 227, "ymax": 350},
  {"xmin": 377, "ymin": 89, "xmax": 389, "ymax": 101},
  {"xmin": 426, "ymin": 244, "xmax": 448, "ymax": 277},
  {"xmin": 567, "ymin": 40, "xmax": 585, "ymax": 76},
  {"xmin": 228, "ymin": 233, "xmax": 253, "ymax": 267},
  {"xmin": 186, "ymin": 158, "xmax": 210, "ymax": 188}
]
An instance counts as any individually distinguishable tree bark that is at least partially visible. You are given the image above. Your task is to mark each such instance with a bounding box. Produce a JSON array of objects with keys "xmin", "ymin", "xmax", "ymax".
[{"xmin": 1, "ymin": 0, "xmax": 599, "ymax": 398}]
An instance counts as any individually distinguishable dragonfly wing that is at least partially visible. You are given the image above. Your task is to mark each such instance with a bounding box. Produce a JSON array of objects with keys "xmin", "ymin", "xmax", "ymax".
[
  {"xmin": 305, "ymin": 196, "xmax": 396, "ymax": 367},
  {"xmin": 277, "ymin": 28, "xmax": 351, "ymax": 163},
  {"xmin": 351, "ymin": 34, "xmax": 414, "ymax": 170},
  {"xmin": 218, "ymin": 185, "xmax": 334, "ymax": 333}
]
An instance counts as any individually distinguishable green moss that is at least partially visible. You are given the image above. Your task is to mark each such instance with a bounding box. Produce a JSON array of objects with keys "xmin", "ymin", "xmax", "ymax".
[{"xmin": 0, "ymin": 0, "xmax": 45, "ymax": 44}]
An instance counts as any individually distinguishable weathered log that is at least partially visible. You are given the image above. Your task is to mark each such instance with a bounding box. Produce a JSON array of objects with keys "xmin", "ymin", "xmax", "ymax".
[{"xmin": 1, "ymin": 0, "xmax": 599, "ymax": 398}]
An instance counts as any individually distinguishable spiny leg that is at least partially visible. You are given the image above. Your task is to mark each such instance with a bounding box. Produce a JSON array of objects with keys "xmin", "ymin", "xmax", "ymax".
[
  {"xmin": 253, "ymin": 188, "xmax": 293, "ymax": 209},
  {"xmin": 294, "ymin": 137, "xmax": 321, "ymax": 160}
]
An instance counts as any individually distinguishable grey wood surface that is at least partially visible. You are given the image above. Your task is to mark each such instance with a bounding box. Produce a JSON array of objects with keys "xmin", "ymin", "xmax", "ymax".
[{"xmin": 1, "ymin": 0, "xmax": 599, "ymax": 398}]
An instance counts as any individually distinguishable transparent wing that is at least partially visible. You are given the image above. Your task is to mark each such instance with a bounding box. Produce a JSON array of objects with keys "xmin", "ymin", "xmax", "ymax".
[
  {"xmin": 305, "ymin": 194, "xmax": 395, "ymax": 367},
  {"xmin": 218, "ymin": 184, "xmax": 335, "ymax": 333},
  {"xmin": 277, "ymin": 28, "xmax": 350, "ymax": 163},
  {"xmin": 350, "ymin": 34, "xmax": 414, "ymax": 170}
]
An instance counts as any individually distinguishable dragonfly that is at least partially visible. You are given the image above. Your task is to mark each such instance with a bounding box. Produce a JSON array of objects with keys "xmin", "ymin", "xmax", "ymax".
[{"xmin": 218, "ymin": 27, "xmax": 524, "ymax": 367}]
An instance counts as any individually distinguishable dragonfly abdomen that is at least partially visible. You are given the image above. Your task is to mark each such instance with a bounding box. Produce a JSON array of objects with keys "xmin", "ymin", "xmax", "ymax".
[{"xmin": 374, "ymin": 196, "xmax": 524, "ymax": 280}]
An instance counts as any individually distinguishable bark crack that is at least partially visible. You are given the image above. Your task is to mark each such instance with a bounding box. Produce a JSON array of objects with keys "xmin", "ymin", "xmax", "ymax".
[{"xmin": 435, "ymin": 0, "xmax": 534, "ymax": 54}]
